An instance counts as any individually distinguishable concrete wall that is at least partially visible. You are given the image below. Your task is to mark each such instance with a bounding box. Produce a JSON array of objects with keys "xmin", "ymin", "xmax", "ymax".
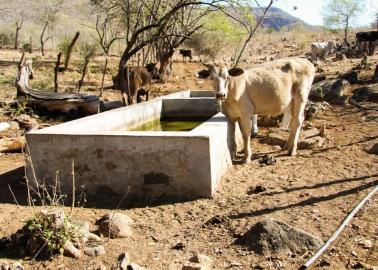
[{"xmin": 25, "ymin": 91, "xmax": 242, "ymax": 201}]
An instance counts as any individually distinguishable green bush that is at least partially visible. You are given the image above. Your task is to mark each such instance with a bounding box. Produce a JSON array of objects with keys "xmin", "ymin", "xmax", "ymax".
[{"xmin": 0, "ymin": 31, "xmax": 15, "ymax": 47}]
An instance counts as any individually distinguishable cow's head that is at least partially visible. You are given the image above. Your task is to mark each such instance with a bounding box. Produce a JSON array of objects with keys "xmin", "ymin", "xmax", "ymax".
[
  {"xmin": 201, "ymin": 61, "xmax": 244, "ymax": 101},
  {"xmin": 145, "ymin": 63, "xmax": 161, "ymax": 80}
]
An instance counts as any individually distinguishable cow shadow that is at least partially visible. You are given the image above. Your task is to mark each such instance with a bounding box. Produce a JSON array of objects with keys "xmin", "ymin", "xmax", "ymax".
[{"xmin": 228, "ymin": 178, "xmax": 377, "ymax": 220}]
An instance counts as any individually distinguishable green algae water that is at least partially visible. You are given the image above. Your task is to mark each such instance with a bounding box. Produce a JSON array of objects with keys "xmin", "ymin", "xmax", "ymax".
[{"xmin": 131, "ymin": 117, "xmax": 209, "ymax": 131}]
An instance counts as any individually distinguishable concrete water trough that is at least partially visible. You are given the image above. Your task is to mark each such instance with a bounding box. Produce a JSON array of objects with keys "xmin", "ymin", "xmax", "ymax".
[{"xmin": 25, "ymin": 90, "xmax": 241, "ymax": 200}]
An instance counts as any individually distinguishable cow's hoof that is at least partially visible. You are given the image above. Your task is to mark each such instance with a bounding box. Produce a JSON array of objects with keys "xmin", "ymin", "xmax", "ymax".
[{"xmin": 243, "ymin": 158, "xmax": 251, "ymax": 164}]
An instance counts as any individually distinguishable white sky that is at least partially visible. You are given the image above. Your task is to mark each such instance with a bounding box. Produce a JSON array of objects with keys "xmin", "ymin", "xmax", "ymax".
[{"xmin": 257, "ymin": 0, "xmax": 378, "ymax": 27}]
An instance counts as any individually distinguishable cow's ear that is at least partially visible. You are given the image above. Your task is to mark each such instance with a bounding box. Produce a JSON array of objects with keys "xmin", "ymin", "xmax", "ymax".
[{"xmin": 228, "ymin": 67, "xmax": 244, "ymax": 77}]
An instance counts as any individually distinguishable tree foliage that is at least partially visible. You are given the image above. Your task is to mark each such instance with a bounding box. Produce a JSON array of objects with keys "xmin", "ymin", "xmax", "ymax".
[{"xmin": 322, "ymin": 0, "xmax": 365, "ymax": 42}]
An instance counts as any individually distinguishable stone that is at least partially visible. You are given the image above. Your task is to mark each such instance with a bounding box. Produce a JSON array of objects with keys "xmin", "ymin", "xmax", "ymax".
[
  {"xmin": 313, "ymin": 74, "xmax": 326, "ymax": 84},
  {"xmin": 263, "ymin": 130, "xmax": 288, "ymax": 148},
  {"xmin": 351, "ymin": 84, "xmax": 378, "ymax": 103},
  {"xmin": 0, "ymin": 122, "xmax": 11, "ymax": 132},
  {"xmin": 310, "ymin": 79, "xmax": 349, "ymax": 104},
  {"xmin": 127, "ymin": 263, "xmax": 147, "ymax": 270},
  {"xmin": 64, "ymin": 241, "xmax": 81, "ymax": 259},
  {"xmin": 305, "ymin": 101, "xmax": 330, "ymax": 120},
  {"xmin": 298, "ymin": 136, "xmax": 325, "ymax": 149},
  {"xmin": 182, "ymin": 254, "xmax": 212, "ymax": 270},
  {"xmin": 242, "ymin": 218, "xmax": 323, "ymax": 255},
  {"xmin": 9, "ymin": 262, "xmax": 24, "ymax": 270},
  {"xmin": 358, "ymin": 239, "xmax": 373, "ymax": 249},
  {"xmin": 14, "ymin": 114, "xmax": 38, "ymax": 133},
  {"xmin": 338, "ymin": 70, "xmax": 358, "ymax": 84},
  {"xmin": 119, "ymin": 252, "xmax": 131, "ymax": 270},
  {"xmin": 84, "ymin": 245, "xmax": 106, "ymax": 256},
  {"xmin": 97, "ymin": 213, "xmax": 133, "ymax": 238},
  {"xmin": 366, "ymin": 143, "xmax": 378, "ymax": 155}
]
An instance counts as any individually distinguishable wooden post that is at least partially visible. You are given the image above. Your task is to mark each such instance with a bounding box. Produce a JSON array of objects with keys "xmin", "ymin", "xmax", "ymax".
[
  {"xmin": 29, "ymin": 36, "xmax": 33, "ymax": 53},
  {"xmin": 54, "ymin": 52, "xmax": 62, "ymax": 92},
  {"xmin": 99, "ymin": 58, "xmax": 108, "ymax": 97},
  {"xmin": 64, "ymin": 31, "xmax": 80, "ymax": 71},
  {"xmin": 78, "ymin": 52, "xmax": 91, "ymax": 92}
]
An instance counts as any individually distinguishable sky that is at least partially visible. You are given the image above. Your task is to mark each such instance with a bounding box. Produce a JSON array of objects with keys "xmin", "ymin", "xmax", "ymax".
[{"xmin": 257, "ymin": 0, "xmax": 378, "ymax": 27}]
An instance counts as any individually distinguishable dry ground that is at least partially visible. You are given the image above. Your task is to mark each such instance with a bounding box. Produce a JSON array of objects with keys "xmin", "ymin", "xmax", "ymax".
[{"xmin": 0, "ymin": 40, "xmax": 377, "ymax": 270}]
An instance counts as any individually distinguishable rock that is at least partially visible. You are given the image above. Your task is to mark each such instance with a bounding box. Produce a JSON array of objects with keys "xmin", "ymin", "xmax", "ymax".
[
  {"xmin": 351, "ymin": 84, "xmax": 378, "ymax": 103},
  {"xmin": 258, "ymin": 155, "xmax": 276, "ymax": 166},
  {"xmin": 0, "ymin": 137, "xmax": 25, "ymax": 153},
  {"xmin": 338, "ymin": 70, "xmax": 359, "ymax": 84},
  {"xmin": 242, "ymin": 218, "xmax": 323, "ymax": 255},
  {"xmin": 0, "ymin": 122, "xmax": 11, "ymax": 132},
  {"xmin": 334, "ymin": 52, "xmax": 346, "ymax": 61},
  {"xmin": 119, "ymin": 252, "xmax": 131, "ymax": 270},
  {"xmin": 85, "ymin": 261, "xmax": 107, "ymax": 270},
  {"xmin": 9, "ymin": 262, "xmax": 24, "ymax": 270},
  {"xmin": 313, "ymin": 74, "xmax": 326, "ymax": 84},
  {"xmin": 248, "ymin": 185, "xmax": 267, "ymax": 194},
  {"xmin": 14, "ymin": 114, "xmax": 38, "ymax": 133},
  {"xmin": 64, "ymin": 241, "xmax": 81, "ymax": 258},
  {"xmin": 84, "ymin": 245, "xmax": 106, "ymax": 256},
  {"xmin": 310, "ymin": 79, "xmax": 349, "ymax": 104},
  {"xmin": 97, "ymin": 213, "xmax": 133, "ymax": 238},
  {"xmin": 127, "ymin": 263, "xmax": 147, "ymax": 270},
  {"xmin": 305, "ymin": 101, "xmax": 330, "ymax": 120},
  {"xmin": 358, "ymin": 239, "xmax": 373, "ymax": 249},
  {"xmin": 299, "ymin": 136, "xmax": 325, "ymax": 149},
  {"xmin": 366, "ymin": 143, "xmax": 378, "ymax": 155},
  {"xmin": 375, "ymin": 64, "xmax": 378, "ymax": 78},
  {"xmin": 182, "ymin": 254, "xmax": 212, "ymax": 270}
]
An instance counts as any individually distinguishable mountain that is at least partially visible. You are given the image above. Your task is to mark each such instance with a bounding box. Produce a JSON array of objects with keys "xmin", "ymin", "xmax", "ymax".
[{"xmin": 254, "ymin": 7, "xmax": 319, "ymax": 31}]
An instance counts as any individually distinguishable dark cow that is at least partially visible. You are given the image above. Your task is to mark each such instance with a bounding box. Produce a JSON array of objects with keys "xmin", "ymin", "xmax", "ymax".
[
  {"xmin": 356, "ymin": 31, "xmax": 378, "ymax": 44},
  {"xmin": 113, "ymin": 63, "xmax": 160, "ymax": 105},
  {"xmin": 179, "ymin": 49, "xmax": 192, "ymax": 62}
]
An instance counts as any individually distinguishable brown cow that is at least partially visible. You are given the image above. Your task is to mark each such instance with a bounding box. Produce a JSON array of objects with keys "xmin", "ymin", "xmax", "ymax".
[{"xmin": 113, "ymin": 63, "xmax": 160, "ymax": 105}]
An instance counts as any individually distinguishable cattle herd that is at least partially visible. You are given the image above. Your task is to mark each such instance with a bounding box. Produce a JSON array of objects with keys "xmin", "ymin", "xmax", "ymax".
[{"xmin": 311, "ymin": 30, "xmax": 378, "ymax": 61}]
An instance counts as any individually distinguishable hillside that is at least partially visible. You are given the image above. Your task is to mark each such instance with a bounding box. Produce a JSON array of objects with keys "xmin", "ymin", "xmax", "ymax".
[{"xmin": 254, "ymin": 7, "xmax": 319, "ymax": 31}]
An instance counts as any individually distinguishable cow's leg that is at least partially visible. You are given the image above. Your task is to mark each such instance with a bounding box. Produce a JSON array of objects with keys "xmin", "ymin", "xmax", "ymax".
[
  {"xmin": 287, "ymin": 90, "xmax": 308, "ymax": 156},
  {"xmin": 280, "ymin": 106, "xmax": 291, "ymax": 130},
  {"xmin": 240, "ymin": 115, "xmax": 252, "ymax": 164},
  {"xmin": 227, "ymin": 120, "xmax": 237, "ymax": 160},
  {"xmin": 251, "ymin": 114, "xmax": 258, "ymax": 137}
]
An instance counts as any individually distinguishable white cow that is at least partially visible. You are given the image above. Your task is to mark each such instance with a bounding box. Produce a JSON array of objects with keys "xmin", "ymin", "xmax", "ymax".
[
  {"xmin": 311, "ymin": 41, "xmax": 336, "ymax": 61},
  {"xmin": 203, "ymin": 58, "xmax": 315, "ymax": 163}
]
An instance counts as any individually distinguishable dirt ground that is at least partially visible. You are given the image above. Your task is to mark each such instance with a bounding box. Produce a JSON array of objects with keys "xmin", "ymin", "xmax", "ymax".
[{"xmin": 0, "ymin": 40, "xmax": 377, "ymax": 270}]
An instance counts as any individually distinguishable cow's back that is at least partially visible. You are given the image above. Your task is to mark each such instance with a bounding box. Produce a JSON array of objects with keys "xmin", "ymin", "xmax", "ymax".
[{"xmin": 243, "ymin": 58, "xmax": 314, "ymax": 116}]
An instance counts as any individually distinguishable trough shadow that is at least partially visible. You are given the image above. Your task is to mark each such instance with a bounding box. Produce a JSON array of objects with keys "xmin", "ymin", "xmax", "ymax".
[
  {"xmin": 228, "ymin": 179, "xmax": 377, "ymax": 220},
  {"xmin": 0, "ymin": 166, "xmax": 28, "ymax": 206}
]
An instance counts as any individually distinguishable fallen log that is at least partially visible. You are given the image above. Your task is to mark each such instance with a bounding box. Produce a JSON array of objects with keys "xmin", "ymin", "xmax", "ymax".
[{"xmin": 15, "ymin": 59, "xmax": 100, "ymax": 115}]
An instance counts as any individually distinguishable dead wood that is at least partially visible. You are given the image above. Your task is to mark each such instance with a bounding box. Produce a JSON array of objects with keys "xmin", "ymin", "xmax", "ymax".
[
  {"xmin": 16, "ymin": 60, "xmax": 100, "ymax": 115},
  {"xmin": 54, "ymin": 52, "xmax": 62, "ymax": 92},
  {"xmin": 64, "ymin": 31, "xmax": 80, "ymax": 71}
]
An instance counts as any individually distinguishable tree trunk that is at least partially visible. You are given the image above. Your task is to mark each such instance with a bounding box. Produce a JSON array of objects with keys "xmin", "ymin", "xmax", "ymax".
[
  {"xmin": 344, "ymin": 20, "xmax": 349, "ymax": 43},
  {"xmin": 29, "ymin": 36, "xmax": 33, "ymax": 53},
  {"xmin": 100, "ymin": 58, "xmax": 108, "ymax": 97},
  {"xmin": 14, "ymin": 19, "xmax": 23, "ymax": 50},
  {"xmin": 40, "ymin": 23, "xmax": 48, "ymax": 57},
  {"xmin": 64, "ymin": 31, "xmax": 80, "ymax": 70},
  {"xmin": 54, "ymin": 52, "xmax": 62, "ymax": 92}
]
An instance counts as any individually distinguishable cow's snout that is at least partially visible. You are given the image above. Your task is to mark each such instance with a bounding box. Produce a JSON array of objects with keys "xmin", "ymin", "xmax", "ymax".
[{"xmin": 216, "ymin": 93, "xmax": 226, "ymax": 100}]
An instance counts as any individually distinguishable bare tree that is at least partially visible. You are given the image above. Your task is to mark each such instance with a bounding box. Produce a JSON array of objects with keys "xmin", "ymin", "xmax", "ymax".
[
  {"xmin": 87, "ymin": 9, "xmax": 125, "ymax": 55},
  {"xmin": 64, "ymin": 31, "xmax": 80, "ymax": 70},
  {"xmin": 155, "ymin": 5, "xmax": 213, "ymax": 80},
  {"xmin": 39, "ymin": 0, "xmax": 64, "ymax": 56},
  {"xmin": 322, "ymin": 0, "xmax": 365, "ymax": 43},
  {"xmin": 92, "ymin": 0, "xmax": 224, "ymax": 105},
  {"xmin": 14, "ymin": 11, "xmax": 25, "ymax": 50}
]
